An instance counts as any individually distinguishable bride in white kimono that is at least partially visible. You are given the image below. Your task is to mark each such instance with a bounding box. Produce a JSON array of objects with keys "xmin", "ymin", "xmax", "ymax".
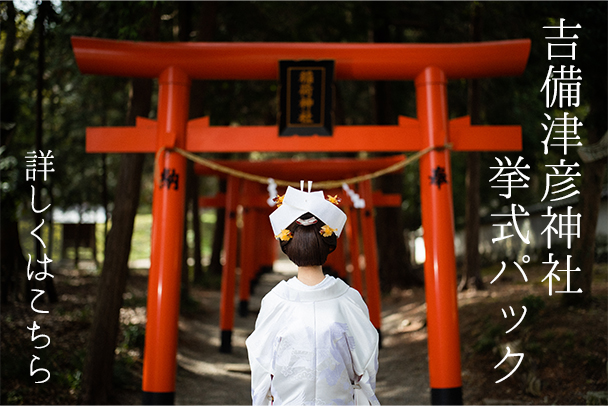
[{"xmin": 246, "ymin": 184, "xmax": 380, "ymax": 405}]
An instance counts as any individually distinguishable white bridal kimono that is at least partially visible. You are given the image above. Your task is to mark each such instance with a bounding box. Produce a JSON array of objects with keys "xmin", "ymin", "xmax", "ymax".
[{"xmin": 246, "ymin": 275, "xmax": 380, "ymax": 406}]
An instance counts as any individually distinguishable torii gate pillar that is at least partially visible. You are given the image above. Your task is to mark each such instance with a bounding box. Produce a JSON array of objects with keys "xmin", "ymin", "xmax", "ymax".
[
  {"xmin": 143, "ymin": 67, "xmax": 190, "ymax": 404},
  {"xmin": 72, "ymin": 36, "xmax": 530, "ymax": 406},
  {"xmin": 416, "ymin": 67, "xmax": 461, "ymax": 404}
]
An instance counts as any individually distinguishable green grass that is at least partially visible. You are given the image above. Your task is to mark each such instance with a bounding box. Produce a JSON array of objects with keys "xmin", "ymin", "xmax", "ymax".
[
  {"xmin": 128, "ymin": 210, "xmax": 217, "ymax": 263},
  {"xmin": 17, "ymin": 209, "xmax": 219, "ymax": 269},
  {"xmin": 129, "ymin": 213, "xmax": 152, "ymax": 262}
]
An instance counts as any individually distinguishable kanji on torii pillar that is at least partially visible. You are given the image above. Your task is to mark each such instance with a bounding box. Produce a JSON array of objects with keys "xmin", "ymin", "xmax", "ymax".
[{"xmin": 71, "ymin": 36, "xmax": 530, "ymax": 405}]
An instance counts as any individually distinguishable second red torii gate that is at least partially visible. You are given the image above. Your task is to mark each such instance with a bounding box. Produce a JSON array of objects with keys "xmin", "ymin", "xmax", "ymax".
[
  {"xmin": 194, "ymin": 155, "xmax": 407, "ymax": 352},
  {"xmin": 72, "ymin": 36, "xmax": 530, "ymax": 405}
]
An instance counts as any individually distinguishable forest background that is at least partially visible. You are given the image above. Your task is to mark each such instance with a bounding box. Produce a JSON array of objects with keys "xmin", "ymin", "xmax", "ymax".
[{"xmin": 1, "ymin": 1, "xmax": 606, "ymax": 405}]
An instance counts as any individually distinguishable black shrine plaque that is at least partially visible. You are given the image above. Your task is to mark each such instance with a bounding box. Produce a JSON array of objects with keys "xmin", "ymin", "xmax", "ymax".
[{"xmin": 279, "ymin": 60, "xmax": 334, "ymax": 136}]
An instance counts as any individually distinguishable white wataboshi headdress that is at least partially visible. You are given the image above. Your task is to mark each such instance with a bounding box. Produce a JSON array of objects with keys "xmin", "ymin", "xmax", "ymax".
[{"xmin": 269, "ymin": 181, "xmax": 347, "ymax": 239}]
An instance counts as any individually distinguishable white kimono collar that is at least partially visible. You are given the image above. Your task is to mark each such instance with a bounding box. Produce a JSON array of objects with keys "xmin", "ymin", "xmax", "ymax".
[{"xmin": 271, "ymin": 276, "xmax": 350, "ymax": 302}]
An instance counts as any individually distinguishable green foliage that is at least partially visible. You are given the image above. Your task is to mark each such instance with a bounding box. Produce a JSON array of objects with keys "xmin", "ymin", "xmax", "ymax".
[
  {"xmin": 2, "ymin": 2, "xmax": 606, "ymax": 403},
  {"xmin": 121, "ymin": 323, "xmax": 145, "ymax": 353},
  {"xmin": 0, "ymin": 322, "xmax": 88, "ymax": 404},
  {"xmin": 193, "ymin": 269, "xmax": 223, "ymax": 290},
  {"xmin": 65, "ymin": 369, "xmax": 82, "ymax": 393},
  {"xmin": 521, "ymin": 294, "xmax": 546, "ymax": 322},
  {"xmin": 122, "ymin": 292, "xmax": 147, "ymax": 308},
  {"xmin": 473, "ymin": 318, "xmax": 504, "ymax": 353},
  {"xmin": 0, "ymin": 145, "xmax": 20, "ymax": 221},
  {"xmin": 112, "ymin": 354, "xmax": 140, "ymax": 390},
  {"xmin": 4, "ymin": 1, "xmax": 606, "ymax": 234},
  {"xmin": 128, "ymin": 213, "xmax": 153, "ymax": 263},
  {"xmin": 115, "ymin": 323, "xmax": 146, "ymax": 390},
  {"xmin": 523, "ymin": 339, "xmax": 544, "ymax": 358},
  {"xmin": 4, "ymin": 390, "xmax": 24, "ymax": 405}
]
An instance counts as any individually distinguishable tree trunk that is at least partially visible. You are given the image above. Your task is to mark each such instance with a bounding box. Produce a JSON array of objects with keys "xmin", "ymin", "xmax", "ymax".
[
  {"xmin": 181, "ymin": 208, "xmax": 190, "ymax": 302},
  {"xmin": 191, "ymin": 173, "xmax": 204, "ymax": 283},
  {"xmin": 0, "ymin": 215, "xmax": 28, "ymax": 304},
  {"xmin": 561, "ymin": 95, "xmax": 607, "ymax": 306},
  {"xmin": 561, "ymin": 157, "xmax": 606, "ymax": 307},
  {"xmin": 81, "ymin": 78, "xmax": 152, "ymax": 404},
  {"xmin": 181, "ymin": 161, "xmax": 195, "ymax": 303},
  {"xmin": 370, "ymin": 3, "xmax": 420, "ymax": 291},
  {"xmin": 189, "ymin": 1, "xmax": 219, "ymax": 281},
  {"xmin": 178, "ymin": 1, "xmax": 193, "ymax": 305},
  {"xmin": 34, "ymin": 0, "xmax": 58, "ymax": 303},
  {"xmin": 208, "ymin": 179, "xmax": 226, "ymax": 276},
  {"xmin": 189, "ymin": 76, "xmax": 206, "ymax": 284},
  {"xmin": 460, "ymin": 2, "xmax": 485, "ymax": 291},
  {"xmin": 0, "ymin": 1, "xmax": 24, "ymax": 305},
  {"xmin": 373, "ymin": 87, "xmax": 419, "ymax": 291},
  {"xmin": 561, "ymin": 11, "xmax": 607, "ymax": 306},
  {"xmin": 374, "ymin": 172, "xmax": 421, "ymax": 291},
  {"xmin": 190, "ymin": 2, "xmax": 217, "ymax": 284}
]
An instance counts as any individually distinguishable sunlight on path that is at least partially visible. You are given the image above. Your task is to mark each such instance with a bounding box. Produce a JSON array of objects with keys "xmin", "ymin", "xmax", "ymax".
[
  {"xmin": 175, "ymin": 261, "xmax": 293, "ymax": 405},
  {"xmin": 174, "ymin": 259, "xmax": 431, "ymax": 405}
]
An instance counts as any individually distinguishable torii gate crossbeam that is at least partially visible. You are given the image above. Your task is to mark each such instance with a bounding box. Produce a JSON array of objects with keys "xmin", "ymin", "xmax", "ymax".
[
  {"xmin": 72, "ymin": 37, "xmax": 530, "ymax": 405},
  {"xmin": 72, "ymin": 37, "xmax": 529, "ymax": 80}
]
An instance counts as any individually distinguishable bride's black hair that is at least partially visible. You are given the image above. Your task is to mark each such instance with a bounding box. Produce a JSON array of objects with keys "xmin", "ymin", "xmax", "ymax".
[{"xmin": 280, "ymin": 212, "xmax": 337, "ymax": 267}]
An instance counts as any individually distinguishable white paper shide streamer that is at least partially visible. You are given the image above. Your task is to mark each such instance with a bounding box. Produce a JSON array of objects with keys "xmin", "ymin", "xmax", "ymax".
[
  {"xmin": 342, "ymin": 183, "xmax": 365, "ymax": 209},
  {"xmin": 267, "ymin": 178, "xmax": 278, "ymax": 207}
]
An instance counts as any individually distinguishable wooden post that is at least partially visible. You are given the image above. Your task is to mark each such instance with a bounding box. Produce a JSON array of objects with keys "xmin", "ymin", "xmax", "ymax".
[
  {"xmin": 416, "ymin": 66, "xmax": 462, "ymax": 405},
  {"xmin": 142, "ymin": 67, "xmax": 190, "ymax": 405},
  {"xmin": 325, "ymin": 192, "xmax": 348, "ymax": 279},
  {"xmin": 359, "ymin": 180, "xmax": 382, "ymax": 344},
  {"xmin": 72, "ymin": 37, "xmax": 529, "ymax": 404},
  {"xmin": 345, "ymin": 205, "xmax": 363, "ymax": 294},
  {"xmin": 219, "ymin": 176, "xmax": 240, "ymax": 353},
  {"xmin": 238, "ymin": 181, "xmax": 257, "ymax": 317}
]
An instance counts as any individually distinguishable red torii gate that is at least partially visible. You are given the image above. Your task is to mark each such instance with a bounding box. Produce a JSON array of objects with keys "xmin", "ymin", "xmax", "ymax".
[
  {"xmin": 71, "ymin": 36, "xmax": 530, "ymax": 405},
  {"xmin": 194, "ymin": 155, "xmax": 406, "ymax": 352}
]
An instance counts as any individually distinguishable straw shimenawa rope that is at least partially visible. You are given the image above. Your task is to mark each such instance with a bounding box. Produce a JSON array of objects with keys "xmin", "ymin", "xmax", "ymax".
[{"xmin": 155, "ymin": 144, "xmax": 452, "ymax": 190}]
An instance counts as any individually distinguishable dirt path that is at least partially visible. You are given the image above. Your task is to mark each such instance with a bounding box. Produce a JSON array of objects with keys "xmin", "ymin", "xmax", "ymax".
[
  {"xmin": 115, "ymin": 261, "xmax": 606, "ymax": 406},
  {"xmin": 172, "ymin": 264, "xmax": 432, "ymax": 405},
  {"xmin": 4, "ymin": 259, "xmax": 604, "ymax": 404}
]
